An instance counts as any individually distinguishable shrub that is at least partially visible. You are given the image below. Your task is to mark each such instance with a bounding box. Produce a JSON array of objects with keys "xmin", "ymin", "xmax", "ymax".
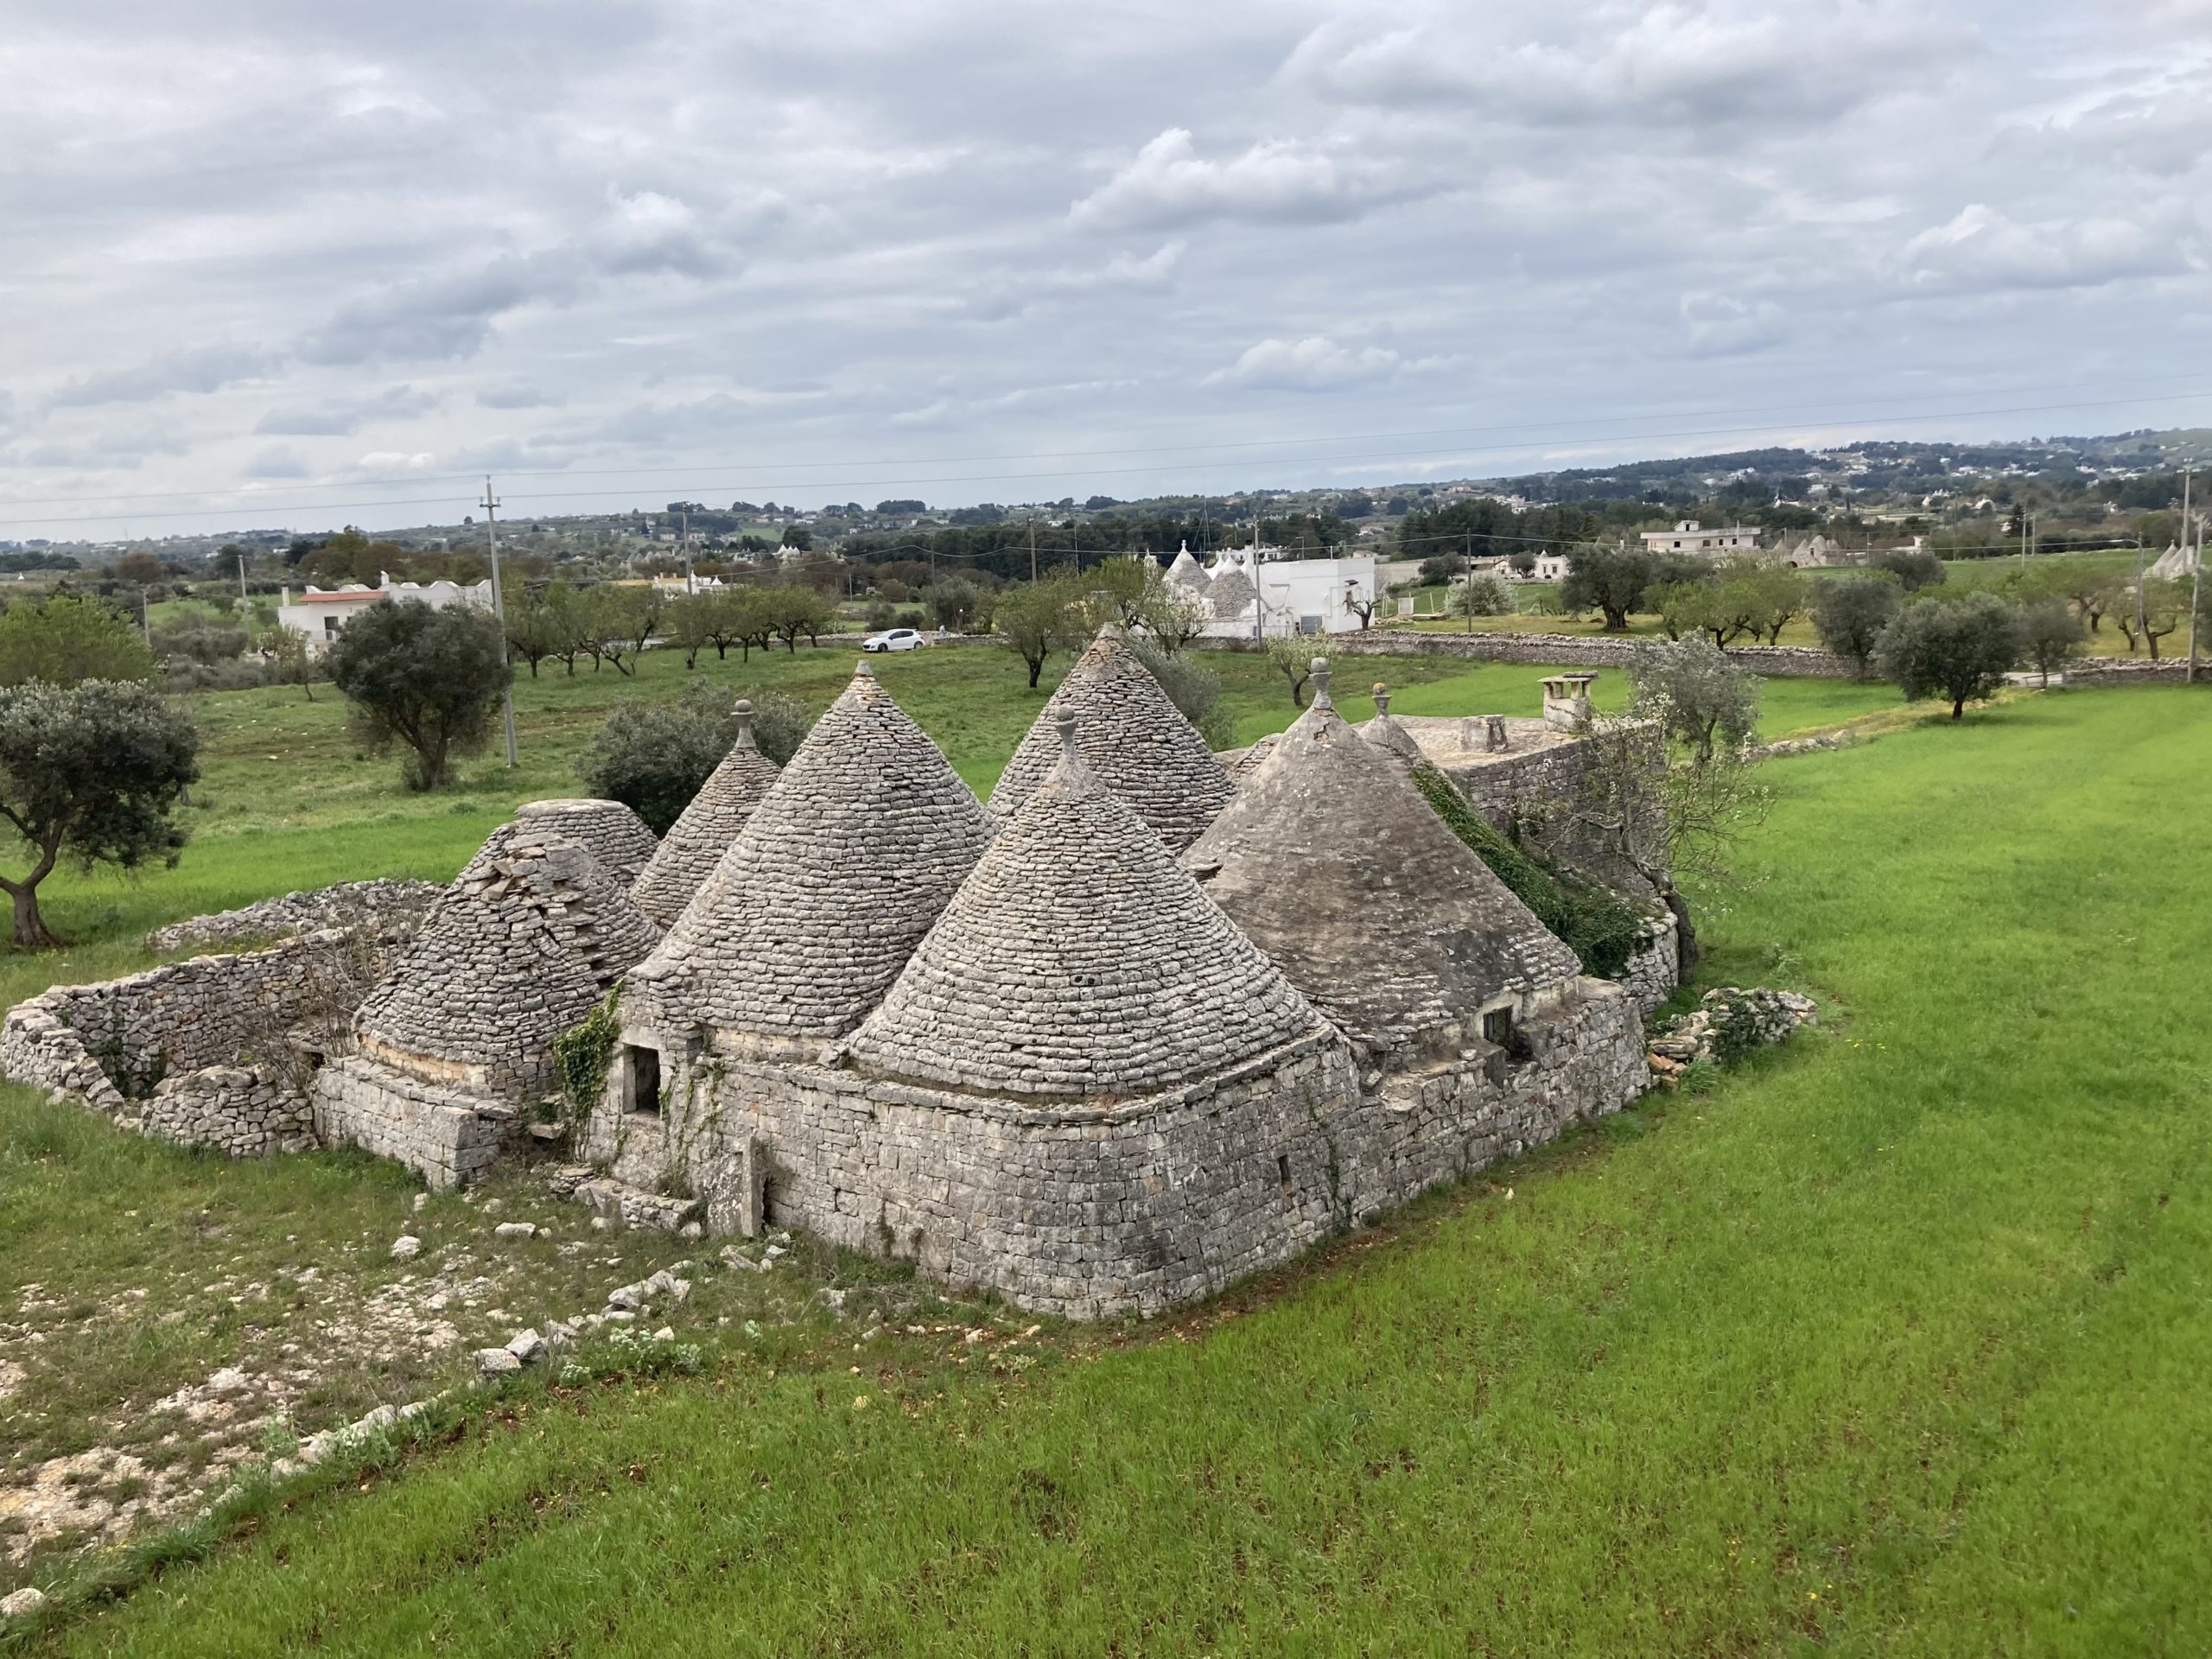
[
  {"xmin": 2018, "ymin": 596, "xmax": 2085, "ymax": 687},
  {"xmin": 0, "ymin": 594, "xmax": 156, "ymax": 687},
  {"xmin": 575, "ymin": 682, "xmax": 811, "ymax": 831},
  {"xmin": 1872, "ymin": 548, "xmax": 1946, "ymax": 592},
  {"xmin": 1452, "ymin": 575, "xmax": 1513, "ymax": 617}
]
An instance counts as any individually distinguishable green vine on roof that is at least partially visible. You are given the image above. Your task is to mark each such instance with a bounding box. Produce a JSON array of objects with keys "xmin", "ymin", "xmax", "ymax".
[{"xmin": 1408, "ymin": 760, "xmax": 1647, "ymax": 980}]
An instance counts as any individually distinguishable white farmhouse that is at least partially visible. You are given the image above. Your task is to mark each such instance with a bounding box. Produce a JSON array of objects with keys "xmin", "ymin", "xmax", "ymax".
[
  {"xmin": 1638, "ymin": 520, "xmax": 1760, "ymax": 558},
  {"xmin": 276, "ymin": 574, "xmax": 496, "ymax": 656},
  {"xmin": 1198, "ymin": 549, "xmax": 1377, "ymax": 638}
]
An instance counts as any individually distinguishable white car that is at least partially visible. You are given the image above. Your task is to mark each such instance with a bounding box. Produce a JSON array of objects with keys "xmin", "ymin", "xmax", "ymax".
[{"xmin": 861, "ymin": 627, "xmax": 929, "ymax": 653}]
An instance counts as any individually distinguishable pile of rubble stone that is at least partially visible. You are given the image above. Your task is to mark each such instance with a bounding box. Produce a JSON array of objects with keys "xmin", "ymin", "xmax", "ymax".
[
  {"xmin": 1647, "ymin": 986, "xmax": 1818, "ymax": 1081},
  {"xmin": 144, "ymin": 880, "xmax": 442, "ymax": 953}
]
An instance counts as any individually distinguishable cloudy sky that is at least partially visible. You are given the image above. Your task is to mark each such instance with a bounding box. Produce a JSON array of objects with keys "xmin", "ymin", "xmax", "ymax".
[{"xmin": 3, "ymin": 0, "xmax": 2208, "ymax": 540}]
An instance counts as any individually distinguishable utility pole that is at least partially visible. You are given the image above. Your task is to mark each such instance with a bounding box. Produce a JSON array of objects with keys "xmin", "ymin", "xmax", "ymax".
[
  {"xmin": 1028, "ymin": 518, "xmax": 1037, "ymax": 584},
  {"xmin": 236, "ymin": 548, "xmax": 248, "ymax": 604},
  {"xmin": 2135, "ymin": 533, "xmax": 2148, "ymax": 652},
  {"xmin": 480, "ymin": 477, "xmax": 519, "ymax": 769},
  {"xmin": 2188, "ymin": 472, "xmax": 2202, "ymax": 685},
  {"xmin": 680, "ymin": 503, "xmax": 694, "ymax": 595},
  {"xmin": 1464, "ymin": 530, "xmax": 1474, "ymax": 635}
]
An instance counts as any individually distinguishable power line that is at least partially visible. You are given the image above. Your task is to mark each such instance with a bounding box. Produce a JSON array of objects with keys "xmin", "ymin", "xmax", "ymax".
[{"xmin": 3, "ymin": 384, "xmax": 2209, "ymax": 524}]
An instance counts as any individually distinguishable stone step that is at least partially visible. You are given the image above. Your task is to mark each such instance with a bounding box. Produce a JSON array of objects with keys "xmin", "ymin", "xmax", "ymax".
[{"xmin": 573, "ymin": 1176, "xmax": 702, "ymax": 1234}]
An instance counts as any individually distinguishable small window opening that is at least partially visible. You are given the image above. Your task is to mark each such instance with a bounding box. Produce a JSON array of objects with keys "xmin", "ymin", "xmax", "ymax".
[
  {"xmin": 625, "ymin": 1045, "xmax": 661, "ymax": 1116},
  {"xmin": 1277, "ymin": 1153, "xmax": 1294, "ymax": 1195},
  {"xmin": 1482, "ymin": 1006, "xmax": 1515, "ymax": 1046}
]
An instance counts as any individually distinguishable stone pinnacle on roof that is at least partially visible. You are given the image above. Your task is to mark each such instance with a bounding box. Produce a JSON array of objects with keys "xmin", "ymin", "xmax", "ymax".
[
  {"xmin": 638, "ymin": 661, "xmax": 995, "ymax": 1054},
  {"xmin": 1358, "ymin": 680, "xmax": 1424, "ymax": 766},
  {"xmin": 841, "ymin": 714, "xmax": 1330, "ymax": 1103},
  {"xmin": 355, "ymin": 826, "xmax": 657, "ymax": 1096},
  {"xmin": 630, "ymin": 699, "xmax": 784, "ymax": 931},
  {"xmin": 1182, "ymin": 674, "xmax": 1582, "ymax": 1063},
  {"xmin": 458, "ymin": 798, "xmax": 658, "ymax": 888},
  {"xmin": 985, "ymin": 626, "xmax": 1235, "ymax": 852}
]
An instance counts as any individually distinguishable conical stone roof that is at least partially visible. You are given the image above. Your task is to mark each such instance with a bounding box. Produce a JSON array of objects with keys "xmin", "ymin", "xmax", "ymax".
[
  {"xmin": 639, "ymin": 663, "xmax": 995, "ymax": 1054},
  {"xmin": 842, "ymin": 715, "xmax": 1330, "ymax": 1103},
  {"xmin": 1208, "ymin": 566, "xmax": 1256, "ymax": 618},
  {"xmin": 1183, "ymin": 660, "xmax": 1581, "ymax": 1062},
  {"xmin": 985, "ymin": 626, "xmax": 1234, "ymax": 852},
  {"xmin": 1166, "ymin": 546, "xmax": 1210, "ymax": 590},
  {"xmin": 459, "ymin": 798, "xmax": 658, "ymax": 887},
  {"xmin": 355, "ymin": 826, "xmax": 656, "ymax": 1094},
  {"xmin": 629, "ymin": 701, "xmax": 783, "ymax": 931}
]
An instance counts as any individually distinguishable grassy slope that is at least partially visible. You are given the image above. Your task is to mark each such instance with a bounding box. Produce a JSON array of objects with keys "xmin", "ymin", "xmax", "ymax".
[{"xmin": 18, "ymin": 684, "xmax": 2209, "ymax": 1656}]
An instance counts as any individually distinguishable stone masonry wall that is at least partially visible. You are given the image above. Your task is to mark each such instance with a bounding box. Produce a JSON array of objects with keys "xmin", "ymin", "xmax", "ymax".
[
  {"xmin": 2, "ymin": 931, "xmax": 368, "ymax": 1116},
  {"xmin": 137, "ymin": 1065, "xmax": 317, "ymax": 1158},
  {"xmin": 1615, "ymin": 918, "xmax": 1681, "ymax": 1014},
  {"xmin": 311, "ymin": 1056, "xmax": 513, "ymax": 1190},
  {"xmin": 2063, "ymin": 658, "xmax": 2212, "ymax": 687},
  {"xmin": 1196, "ymin": 631, "xmax": 1857, "ymax": 678},
  {"xmin": 588, "ymin": 982, "xmax": 1647, "ymax": 1319}
]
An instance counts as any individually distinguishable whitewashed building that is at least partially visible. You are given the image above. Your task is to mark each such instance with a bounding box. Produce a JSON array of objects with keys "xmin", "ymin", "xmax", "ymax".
[
  {"xmin": 1638, "ymin": 520, "xmax": 1760, "ymax": 558},
  {"xmin": 1198, "ymin": 549, "xmax": 1377, "ymax": 638},
  {"xmin": 276, "ymin": 575, "xmax": 496, "ymax": 656}
]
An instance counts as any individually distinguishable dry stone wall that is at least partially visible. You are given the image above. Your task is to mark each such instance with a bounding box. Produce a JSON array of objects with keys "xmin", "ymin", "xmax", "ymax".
[
  {"xmin": 588, "ymin": 981, "xmax": 1646, "ymax": 1319},
  {"xmin": 2, "ymin": 931, "xmax": 372, "ymax": 1112},
  {"xmin": 143, "ymin": 880, "xmax": 440, "ymax": 954},
  {"xmin": 137, "ymin": 1065, "xmax": 317, "ymax": 1158},
  {"xmin": 1198, "ymin": 631, "xmax": 1858, "ymax": 678},
  {"xmin": 2062, "ymin": 658, "xmax": 2212, "ymax": 687}
]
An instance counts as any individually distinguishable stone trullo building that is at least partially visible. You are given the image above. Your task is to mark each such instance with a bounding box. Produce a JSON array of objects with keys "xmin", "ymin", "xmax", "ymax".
[
  {"xmin": 628, "ymin": 700, "xmax": 783, "ymax": 931},
  {"xmin": 317, "ymin": 821, "xmax": 658, "ymax": 1187},
  {"xmin": 582, "ymin": 645, "xmax": 1648, "ymax": 1318}
]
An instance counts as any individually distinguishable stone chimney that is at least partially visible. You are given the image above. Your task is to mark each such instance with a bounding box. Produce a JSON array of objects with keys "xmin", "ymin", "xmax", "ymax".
[{"xmin": 1540, "ymin": 673, "xmax": 1597, "ymax": 732}]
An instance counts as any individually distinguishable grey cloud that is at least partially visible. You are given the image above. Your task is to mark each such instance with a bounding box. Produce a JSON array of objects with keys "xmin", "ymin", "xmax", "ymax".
[
  {"xmin": 255, "ymin": 385, "xmax": 442, "ymax": 435},
  {"xmin": 46, "ymin": 343, "xmax": 275, "ymax": 409},
  {"xmin": 1888, "ymin": 202, "xmax": 2202, "ymax": 295},
  {"xmin": 245, "ymin": 446, "xmax": 314, "ymax": 479},
  {"xmin": 296, "ymin": 256, "xmax": 576, "ymax": 365},
  {"xmin": 476, "ymin": 385, "xmax": 564, "ymax": 410}
]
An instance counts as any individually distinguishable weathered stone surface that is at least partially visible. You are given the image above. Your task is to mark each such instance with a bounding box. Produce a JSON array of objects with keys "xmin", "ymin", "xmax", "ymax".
[
  {"xmin": 985, "ymin": 627, "xmax": 1234, "ymax": 852},
  {"xmin": 629, "ymin": 702, "xmax": 782, "ymax": 930},
  {"xmin": 355, "ymin": 827, "xmax": 652, "ymax": 1100},
  {"xmin": 845, "ymin": 715, "xmax": 1327, "ymax": 1101},
  {"xmin": 315, "ymin": 1056, "xmax": 512, "ymax": 1189},
  {"xmin": 630, "ymin": 663, "xmax": 994, "ymax": 1055},
  {"xmin": 143, "ymin": 879, "xmax": 441, "ymax": 954},
  {"xmin": 1, "ymin": 1586, "xmax": 48, "ymax": 1620},
  {"xmin": 1185, "ymin": 665, "xmax": 1582, "ymax": 1065},
  {"xmin": 1649, "ymin": 986, "xmax": 1816, "ymax": 1065},
  {"xmin": 458, "ymin": 798, "xmax": 658, "ymax": 887}
]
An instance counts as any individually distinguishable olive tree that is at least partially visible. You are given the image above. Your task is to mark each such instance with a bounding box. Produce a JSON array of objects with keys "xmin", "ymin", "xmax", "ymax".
[
  {"xmin": 1810, "ymin": 575, "xmax": 1904, "ymax": 678},
  {"xmin": 1263, "ymin": 633, "xmax": 1319, "ymax": 709},
  {"xmin": 1561, "ymin": 543, "xmax": 1655, "ymax": 632},
  {"xmin": 1873, "ymin": 592, "xmax": 2022, "ymax": 719},
  {"xmin": 2018, "ymin": 596, "xmax": 2085, "ymax": 687},
  {"xmin": 1626, "ymin": 635, "xmax": 1760, "ymax": 765},
  {"xmin": 995, "ymin": 575, "xmax": 1081, "ymax": 688},
  {"xmin": 578, "ymin": 683, "xmax": 810, "ymax": 832},
  {"xmin": 327, "ymin": 600, "xmax": 512, "ymax": 790},
  {"xmin": 0, "ymin": 679, "xmax": 200, "ymax": 946}
]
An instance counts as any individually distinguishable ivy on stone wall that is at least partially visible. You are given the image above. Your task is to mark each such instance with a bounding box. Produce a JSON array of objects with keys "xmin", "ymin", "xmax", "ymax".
[
  {"xmin": 551, "ymin": 991, "xmax": 621, "ymax": 1130},
  {"xmin": 1408, "ymin": 761, "xmax": 1646, "ymax": 980}
]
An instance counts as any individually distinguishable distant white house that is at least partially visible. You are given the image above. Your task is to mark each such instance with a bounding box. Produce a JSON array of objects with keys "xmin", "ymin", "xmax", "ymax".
[
  {"xmin": 276, "ymin": 574, "xmax": 496, "ymax": 656},
  {"xmin": 1198, "ymin": 549, "xmax": 1377, "ymax": 638},
  {"xmin": 1640, "ymin": 520, "xmax": 1759, "ymax": 557}
]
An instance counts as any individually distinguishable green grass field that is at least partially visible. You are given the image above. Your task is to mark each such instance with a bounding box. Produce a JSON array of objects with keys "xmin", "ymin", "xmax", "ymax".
[{"xmin": 13, "ymin": 658, "xmax": 2209, "ymax": 1653}]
